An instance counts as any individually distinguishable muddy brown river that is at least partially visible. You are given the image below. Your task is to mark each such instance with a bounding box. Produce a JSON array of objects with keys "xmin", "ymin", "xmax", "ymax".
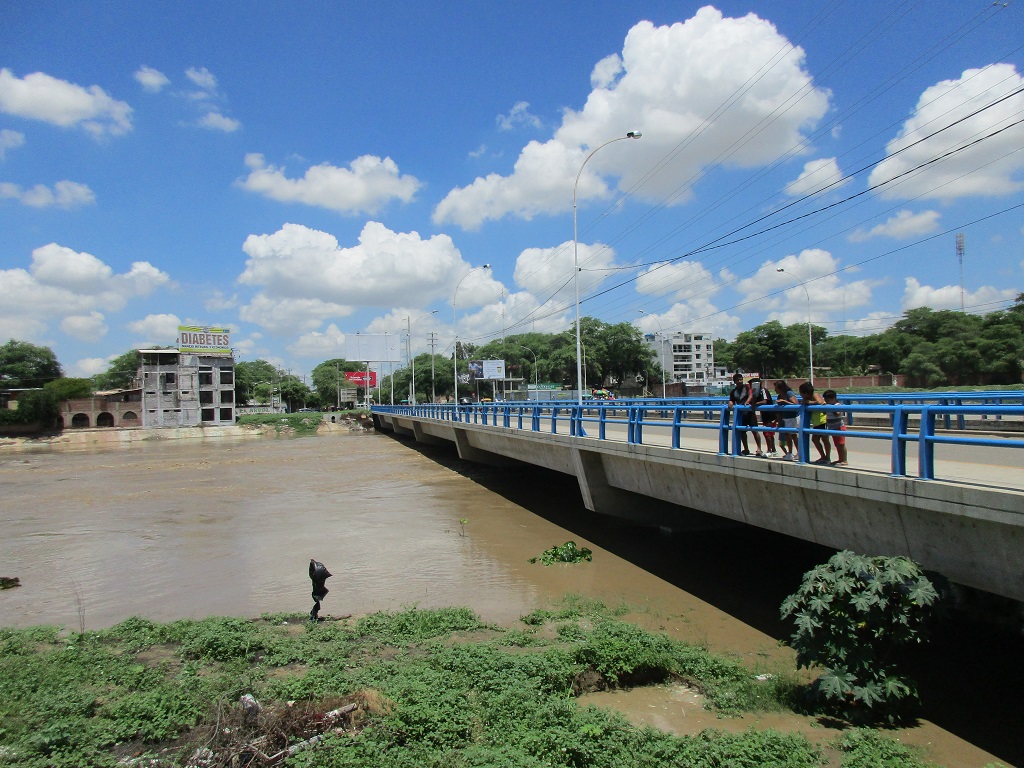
[{"xmin": 1, "ymin": 430, "xmax": 1021, "ymax": 767}]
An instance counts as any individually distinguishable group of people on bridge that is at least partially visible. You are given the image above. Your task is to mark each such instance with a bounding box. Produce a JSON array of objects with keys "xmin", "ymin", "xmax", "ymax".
[{"xmin": 727, "ymin": 373, "xmax": 848, "ymax": 466}]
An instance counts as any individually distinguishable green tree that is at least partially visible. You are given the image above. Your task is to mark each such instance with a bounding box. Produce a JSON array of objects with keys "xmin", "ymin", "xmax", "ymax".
[
  {"xmin": 0, "ymin": 340, "xmax": 62, "ymax": 388},
  {"xmin": 310, "ymin": 358, "xmax": 362, "ymax": 407},
  {"xmin": 781, "ymin": 551, "xmax": 939, "ymax": 724},
  {"xmin": 235, "ymin": 360, "xmax": 279, "ymax": 405},
  {"xmin": 43, "ymin": 377, "xmax": 94, "ymax": 401},
  {"xmin": 93, "ymin": 350, "xmax": 140, "ymax": 390},
  {"xmin": 729, "ymin": 321, "xmax": 789, "ymax": 377},
  {"xmin": 278, "ymin": 375, "xmax": 312, "ymax": 412}
]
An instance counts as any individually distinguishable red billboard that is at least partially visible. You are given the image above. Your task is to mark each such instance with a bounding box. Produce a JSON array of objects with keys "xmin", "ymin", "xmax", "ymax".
[{"xmin": 344, "ymin": 371, "xmax": 377, "ymax": 387}]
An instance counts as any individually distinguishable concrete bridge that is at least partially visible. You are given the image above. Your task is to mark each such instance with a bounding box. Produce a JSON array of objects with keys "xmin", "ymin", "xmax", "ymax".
[{"xmin": 373, "ymin": 407, "xmax": 1024, "ymax": 604}]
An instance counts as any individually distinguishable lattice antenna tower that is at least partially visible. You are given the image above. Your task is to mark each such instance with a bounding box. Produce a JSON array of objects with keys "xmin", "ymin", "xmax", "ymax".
[{"xmin": 955, "ymin": 233, "xmax": 965, "ymax": 311}]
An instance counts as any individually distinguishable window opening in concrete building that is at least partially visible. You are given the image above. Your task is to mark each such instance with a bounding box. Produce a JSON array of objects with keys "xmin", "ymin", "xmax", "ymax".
[
  {"xmin": 199, "ymin": 390, "xmax": 214, "ymax": 405},
  {"xmin": 219, "ymin": 407, "xmax": 233, "ymax": 421},
  {"xmin": 220, "ymin": 390, "xmax": 233, "ymax": 403},
  {"xmin": 201, "ymin": 408, "xmax": 215, "ymax": 422},
  {"xmin": 198, "ymin": 367, "xmax": 213, "ymax": 386},
  {"xmin": 220, "ymin": 368, "xmax": 233, "ymax": 385}
]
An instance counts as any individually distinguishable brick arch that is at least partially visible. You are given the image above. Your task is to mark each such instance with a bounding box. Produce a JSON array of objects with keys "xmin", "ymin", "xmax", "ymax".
[
  {"xmin": 71, "ymin": 413, "xmax": 90, "ymax": 428},
  {"xmin": 122, "ymin": 411, "xmax": 138, "ymax": 424},
  {"xmin": 96, "ymin": 412, "xmax": 115, "ymax": 427}
]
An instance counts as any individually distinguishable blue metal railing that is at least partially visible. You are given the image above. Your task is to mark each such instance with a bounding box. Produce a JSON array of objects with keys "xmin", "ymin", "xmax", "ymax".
[{"xmin": 376, "ymin": 396, "xmax": 1024, "ymax": 484}]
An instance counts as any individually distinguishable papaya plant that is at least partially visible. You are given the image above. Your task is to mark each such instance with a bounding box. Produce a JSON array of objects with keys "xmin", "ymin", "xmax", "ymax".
[{"xmin": 780, "ymin": 550, "xmax": 940, "ymax": 724}]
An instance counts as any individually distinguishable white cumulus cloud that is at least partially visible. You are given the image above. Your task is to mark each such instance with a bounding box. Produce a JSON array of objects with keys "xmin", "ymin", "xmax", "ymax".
[
  {"xmin": 134, "ymin": 66, "xmax": 169, "ymax": 93},
  {"xmin": 185, "ymin": 66, "xmax": 217, "ymax": 91},
  {"xmin": 497, "ymin": 101, "xmax": 542, "ymax": 131},
  {"xmin": 0, "ymin": 68, "xmax": 132, "ymax": 137},
  {"xmin": 126, "ymin": 313, "xmax": 182, "ymax": 345},
  {"xmin": 0, "ymin": 180, "xmax": 95, "ymax": 208},
  {"xmin": 291, "ymin": 323, "xmax": 348, "ymax": 358},
  {"xmin": 236, "ymin": 222, "xmax": 503, "ymax": 337},
  {"xmin": 849, "ymin": 210, "xmax": 941, "ymax": 242},
  {"xmin": 198, "ymin": 111, "xmax": 240, "ymax": 132},
  {"xmin": 0, "ymin": 244, "xmax": 171, "ymax": 344},
  {"xmin": 869, "ymin": 63, "xmax": 1024, "ymax": 200},
  {"xmin": 238, "ymin": 153, "xmax": 421, "ymax": 215},
  {"xmin": 0, "ymin": 128, "xmax": 25, "ymax": 159},
  {"xmin": 60, "ymin": 311, "xmax": 108, "ymax": 341},
  {"xmin": 784, "ymin": 157, "xmax": 849, "ymax": 197},
  {"xmin": 901, "ymin": 277, "xmax": 1017, "ymax": 312},
  {"xmin": 434, "ymin": 7, "xmax": 829, "ymax": 229}
]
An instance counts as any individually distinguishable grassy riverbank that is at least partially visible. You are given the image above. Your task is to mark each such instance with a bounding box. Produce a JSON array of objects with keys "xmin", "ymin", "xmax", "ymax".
[{"xmin": 0, "ymin": 598, "xmax": 943, "ymax": 768}]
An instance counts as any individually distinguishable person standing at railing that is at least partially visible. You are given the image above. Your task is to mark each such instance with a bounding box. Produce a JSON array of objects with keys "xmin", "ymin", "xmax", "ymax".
[
  {"xmin": 799, "ymin": 382, "xmax": 830, "ymax": 464},
  {"xmin": 822, "ymin": 389, "xmax": 849, "ymax": 466},
  {"xmin": 773, "ymin": 380, "xmax": 799, "ymax": 460},
  {"xmin": 728, "ymin": 373, "xmax": 757, "ymax": 456},
  {"xmin": 750, "ymin": 377, "xmax": 777, "ymax": 457}
]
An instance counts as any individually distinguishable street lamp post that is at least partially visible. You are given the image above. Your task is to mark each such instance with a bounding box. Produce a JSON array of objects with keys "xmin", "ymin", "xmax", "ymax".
[
  {"xmin": 639, "ymin": 310, "xmax": 667, "ymax": 398},
  {"xmin": 573, "ymin": 131, "xmax": 642, "ymax": 406},
  {"xmin": 514, "ymin": 343, "xmax": 538, "ymax": 395},
  {"xmin": 453, "ymin": 264, "xmax": 491, "ymax": 403},
  {"xmin": 777, "ymin": 267, "xmax": 814, "ymax": 386}
]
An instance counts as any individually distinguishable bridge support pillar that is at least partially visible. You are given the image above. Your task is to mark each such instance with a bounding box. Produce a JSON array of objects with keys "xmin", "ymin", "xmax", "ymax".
[
  {"xmin": 571, "ymin": 447, "xmax": 728, "ymax": 530},
  {"xmin": 411, "ymin": 421, "xmax": 447, "ymax": 446},
  {"xmin": 453, "ymin": 428, "xmax": 521, "ymax": 467}
]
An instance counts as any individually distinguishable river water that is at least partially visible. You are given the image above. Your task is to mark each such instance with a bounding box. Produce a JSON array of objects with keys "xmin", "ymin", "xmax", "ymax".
[{"xmin": 0, "ymin": 430, "xmax": 1020, "ymax": 767}]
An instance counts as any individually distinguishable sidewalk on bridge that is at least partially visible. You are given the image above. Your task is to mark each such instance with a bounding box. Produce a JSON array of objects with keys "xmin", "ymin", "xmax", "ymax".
[{"xmin": 593, "ymin": 422, "xmax": 1024, "ymax": 494}]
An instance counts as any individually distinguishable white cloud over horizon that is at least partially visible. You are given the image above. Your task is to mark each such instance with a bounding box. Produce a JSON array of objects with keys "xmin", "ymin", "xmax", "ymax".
[
  {"xmin": 0, "ymin": 243, "xmax": 172, "ymax": 345},
  {"xmin": 433, "ymin": 7, "xmax": 830, "ymax": 229}
]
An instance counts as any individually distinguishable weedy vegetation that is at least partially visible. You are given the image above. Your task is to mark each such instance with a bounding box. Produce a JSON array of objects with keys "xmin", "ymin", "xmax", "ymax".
[
  {"xmin": 237, "ymin": 412, "xmax": 324, "ymax": 435},
  {"xmin": 0, "ymin": 597, "xmax": 940, "ymax": 767},
  {"xmin": 528, "ymin": 540, "xmax": 594, "ymax": 565}
]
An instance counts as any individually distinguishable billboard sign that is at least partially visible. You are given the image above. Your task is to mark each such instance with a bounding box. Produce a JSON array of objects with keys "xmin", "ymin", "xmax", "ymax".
[
  {"xmin": 179, "ymin": 326, "xmax": 231, "ymax": 355},
  {"xmin": 468, "ymin": 360, "xmax": 506, "ymax": 380},
  {"xmin": 344, "ymin": 370, "xmax": 377, "ymax": 387}
]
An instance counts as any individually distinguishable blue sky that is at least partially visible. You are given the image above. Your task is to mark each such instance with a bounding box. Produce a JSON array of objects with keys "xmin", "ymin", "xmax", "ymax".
[{"xmin": 2, "ymin": 1, "xmax": 1023, "ymax": 381}]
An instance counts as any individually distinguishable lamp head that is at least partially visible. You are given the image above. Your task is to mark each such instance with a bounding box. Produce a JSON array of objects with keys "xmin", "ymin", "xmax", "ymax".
[
  {"xmin": 483, "ymin": 263, "xmax": 491, "ymax": 269},
  {"xmin": 776, "ymin": 268, "xmax": 785, "ymax": 273},
  {"xmin": 626, "ymin": 131, "xmax": 642, "ymax": 139}
]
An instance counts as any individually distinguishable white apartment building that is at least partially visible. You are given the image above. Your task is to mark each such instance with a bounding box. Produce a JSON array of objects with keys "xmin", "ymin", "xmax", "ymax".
[{"xmin": 644, "ymin": 332, "xmax": 716, "ymax": 384}]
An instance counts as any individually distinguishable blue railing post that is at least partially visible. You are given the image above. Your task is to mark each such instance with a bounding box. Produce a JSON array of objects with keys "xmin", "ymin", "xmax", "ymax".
[
  {"xmin": 672, "ymin": 406, "xmax": 682, "ymax": 449},
  {"xmin": 531, "ymin": 405, "xmax": 540, "ymax": 432},
  {"xmin": 891, "ymin": 406, "xmax": 908, "ymax": 476},
  {"xmin": 718, "ymin": 407, "xmax": 730, "ymax": 454},
  {"xmin": 919, "ymin": 405, "xmax": 936, "ymax": 480},
  {"xmin": 797, "ymin": 405, "xmax": 810, "ymax": 463},
  {"xmin": 599, "ymin": 406, "xmax": 608, "ymax": 440}
]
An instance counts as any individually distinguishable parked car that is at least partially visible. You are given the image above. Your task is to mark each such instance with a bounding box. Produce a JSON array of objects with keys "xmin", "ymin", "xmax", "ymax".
[{"xmin": 458, "ymin": 397, "xmax": 474, "ymax": 405}]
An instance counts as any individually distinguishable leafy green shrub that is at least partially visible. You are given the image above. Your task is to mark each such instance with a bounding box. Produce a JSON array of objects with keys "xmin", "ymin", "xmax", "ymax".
[
  {"xmin": 835, "ymin": 728, "xmax": 932, "ymax": 768},
  {"xmin": 528, "ymin": 541, "xmax": 593, "ymax": 565},
  {"xmin": 354, "ymin": 607, "xmax": 486, "ymax": 646},
  {"xmin": 780, "ymin": 550, "xmax": 939, "ymax": 723}
]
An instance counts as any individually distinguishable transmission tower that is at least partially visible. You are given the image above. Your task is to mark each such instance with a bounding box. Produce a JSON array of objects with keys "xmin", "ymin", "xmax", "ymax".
[{"xmin": 955, "ymin": 233, "xmax": 965, "ymax": 311}]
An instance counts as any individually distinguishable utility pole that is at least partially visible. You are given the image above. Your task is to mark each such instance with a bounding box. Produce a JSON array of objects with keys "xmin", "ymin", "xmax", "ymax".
[
  {"xmin": 956, "ymin": 232, "xmax": 965, "ymax": 312},
  {"xmin": 428, "ymin": 331, "xmax": 438, "ymax": 403}
]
